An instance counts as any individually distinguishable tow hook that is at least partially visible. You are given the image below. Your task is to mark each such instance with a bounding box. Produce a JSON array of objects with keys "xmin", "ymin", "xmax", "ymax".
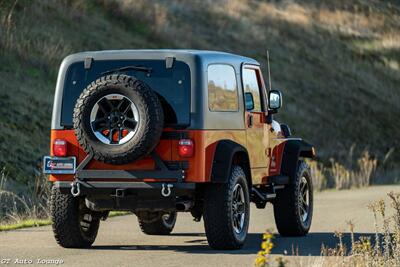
[
  {"xmin": 161, "ymin": 183, "xmax": 173, "ymax": 197},
  {"xmin": 71, "ymin": 181, "xmax": 81, "ymax": 197}
]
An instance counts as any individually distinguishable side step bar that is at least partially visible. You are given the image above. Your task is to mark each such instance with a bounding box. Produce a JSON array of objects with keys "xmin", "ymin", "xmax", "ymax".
[
  {"xmin": 252, "ymin": 187, "xmax": 276, "ymax": 201},
  {"xmin": 251, "ymin": 179, "xmax": 287, "ymax": 209}
]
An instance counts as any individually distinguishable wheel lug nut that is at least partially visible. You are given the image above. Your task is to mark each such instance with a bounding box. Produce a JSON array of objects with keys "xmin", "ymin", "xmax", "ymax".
[
  {"xmin": 120, "ymin": 116, "xmax": 124, "ymax": 119},
  {"xmin": 118, "ymin": 124, "xmax": 121, "ymax": 127},
  {"xmin": 107, "ymin": 116, "xmax": 110, "ymax": 119}
]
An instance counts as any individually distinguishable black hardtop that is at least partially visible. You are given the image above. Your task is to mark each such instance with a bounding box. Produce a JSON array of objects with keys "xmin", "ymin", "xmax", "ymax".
[
  {"xmin": 52, "ymin": 50, "xmax": 259, "ymax": 130},
  {"xmin": 63, "ymin": 49, "xmax": 260, "ymax": 66}
]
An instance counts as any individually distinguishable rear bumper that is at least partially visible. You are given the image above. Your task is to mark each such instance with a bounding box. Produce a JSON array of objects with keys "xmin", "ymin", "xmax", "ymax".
[
  {"xmin": 50, "ymin": 151, "xmax": 197, "ymax": 212},
  {"xmin": 54, "ymin": 181, "xmax": 196, "ymax": 212},
  {"xmin": 54, "ymin": 181, "xmax": 195, "ymax": 195}
]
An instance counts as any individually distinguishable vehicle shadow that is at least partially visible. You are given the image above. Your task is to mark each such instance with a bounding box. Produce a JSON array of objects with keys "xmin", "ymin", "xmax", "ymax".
[
  {"xmin": 91, "ymin": 232, "xmax": 379, "ymax": 255},
  {"xmin": 91, "ymin": 233, "xmax": 263, "ymax": 255}
]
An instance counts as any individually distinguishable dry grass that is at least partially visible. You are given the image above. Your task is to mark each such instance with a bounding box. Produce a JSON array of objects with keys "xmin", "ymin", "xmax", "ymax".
[
  {"xmin": 309, "ymin": 160, "xmax": 328, "ymax": 192},
  {"xmin": 330, "ymin": 151, "xmax": 377, "ymax": 190},
  {"xmin": 0, "ymin": 168, "xmax": 50, "ymax": 224},
  {"xmin": 316, "ymin": 192, "xmax": 400, "ymax": 266},
  {"xmin": 0, "ymin": 161, "xmax": 129, "ymax": 229},
  {"xmin": 0, "ymin": 167, "xmax": 129, "ymax": 230},
  {"xmin": 255, "ymin": 191, "xmax": 400, "ymax": 267},
  {"xmin": 310, "ymin": 149, "xmax": 383, "ymax": 191}
]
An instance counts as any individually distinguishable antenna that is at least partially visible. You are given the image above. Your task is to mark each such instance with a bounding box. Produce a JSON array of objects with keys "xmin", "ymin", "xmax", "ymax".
[{"xmin": 267, "ymin": 50, "xmax": 272, "ymax": 91}]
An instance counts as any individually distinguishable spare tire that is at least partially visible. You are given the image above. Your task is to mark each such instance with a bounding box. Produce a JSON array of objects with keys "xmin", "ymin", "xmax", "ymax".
[{"xmin": 73, "ymin": 74, "xmax": 164, "ymax": 165}]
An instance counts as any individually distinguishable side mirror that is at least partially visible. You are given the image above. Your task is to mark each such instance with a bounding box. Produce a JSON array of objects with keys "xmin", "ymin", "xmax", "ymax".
[
  {"xmin": 268, "ymin": 90, "xmax": 282, "ymax": 110},
  {"xmin": 244, "ymin": 92, "xmax": 254, "ymax": 111}
]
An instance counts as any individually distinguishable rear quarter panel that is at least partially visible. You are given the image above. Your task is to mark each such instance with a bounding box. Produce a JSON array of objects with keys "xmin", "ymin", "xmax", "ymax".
[
  {"xmin": 48, "ymin": 129, "xmax": 246, "ymax": 183},
  {"xmin": 49, "ymin": 130, "xmax": 171, "ymax": 182}
]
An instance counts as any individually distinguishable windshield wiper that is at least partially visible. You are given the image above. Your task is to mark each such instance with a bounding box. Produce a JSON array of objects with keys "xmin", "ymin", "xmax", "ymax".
[{"xmin": 101, "ymin": 66, "xmax": 152, "ymax": 76}]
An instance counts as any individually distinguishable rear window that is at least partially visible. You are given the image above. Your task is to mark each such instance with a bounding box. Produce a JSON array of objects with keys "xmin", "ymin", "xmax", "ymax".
[
  {"xmin": 61, "ymin": 59, "xmax": 191, "ymax": 127},
  {"xmin": 207, "ymin": 64, "xmax": 238, "ymax": 112}
]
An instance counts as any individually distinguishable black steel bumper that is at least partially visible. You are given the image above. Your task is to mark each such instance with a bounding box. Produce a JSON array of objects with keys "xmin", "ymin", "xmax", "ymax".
[
  {"xmin": 54, "ymin": 181, "xmax": 195, "ymax": 195},
  {"xmin": 53, "ymin": 151, "xmax": 196, "ymax": 212},
  {"xmin": 74, "ymin": 151, "xmax": 186, "ymax": 182},
  {"xmin": 54, "ymin": 181, "xmax": 196, "ymax": 212}
]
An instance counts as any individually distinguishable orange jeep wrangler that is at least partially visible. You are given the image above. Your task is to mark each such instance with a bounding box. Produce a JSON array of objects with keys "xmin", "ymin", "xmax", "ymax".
[{"xmin": 44, "ymin": 50, "xmax": 315, "ymax": 250}]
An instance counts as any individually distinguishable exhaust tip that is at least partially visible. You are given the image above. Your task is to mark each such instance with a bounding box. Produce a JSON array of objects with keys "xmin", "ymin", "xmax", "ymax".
[
  {"xmin": 175, "ymin": 201, "xmax": 193, "ymax": 212},
  {"xmin": 176, "ymin": 203, "xmax": 186, "ymax": 211}
]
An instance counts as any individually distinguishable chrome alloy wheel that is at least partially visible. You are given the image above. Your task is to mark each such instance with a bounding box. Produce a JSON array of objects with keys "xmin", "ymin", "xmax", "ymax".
[
  {"xmin": 90, "ymin": 94, "xmax": 139, "ymax": 145},
  {"xmin": 299, "ymin": 176, "xmax": 310, "ymax": 223},
  {"xmin": 232, "ymin": 184, "xmax": 246, "ymax": 234}
]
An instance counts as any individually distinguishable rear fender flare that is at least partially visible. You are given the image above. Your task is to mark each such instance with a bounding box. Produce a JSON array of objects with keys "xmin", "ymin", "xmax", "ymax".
[{"xmin": 209, "ymin": 140, "xmax": 251, "ymax": 186}]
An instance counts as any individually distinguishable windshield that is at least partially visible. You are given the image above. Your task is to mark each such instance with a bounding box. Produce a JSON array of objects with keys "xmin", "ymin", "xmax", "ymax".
[{"xmin": 61, "ymin": 59, "xmax": 191, "ymax": 127}]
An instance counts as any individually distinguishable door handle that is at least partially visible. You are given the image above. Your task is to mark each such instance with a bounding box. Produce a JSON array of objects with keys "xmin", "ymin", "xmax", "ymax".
[{"xmin": 247, "ymin": 114, "xmax": 253, "ymax": 128}]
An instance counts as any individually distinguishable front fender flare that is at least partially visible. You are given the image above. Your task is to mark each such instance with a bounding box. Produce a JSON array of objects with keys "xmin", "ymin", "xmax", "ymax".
[{"xmin": 281, "ymin": 139, "xmax": 315, "ymax": 180}]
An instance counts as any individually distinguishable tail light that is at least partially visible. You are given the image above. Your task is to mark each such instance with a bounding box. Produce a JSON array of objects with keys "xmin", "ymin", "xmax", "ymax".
[
  {"xmin": 178, "ymin": 139, "xmax": 194, "ymax": 158},
  {"xmin": 53, "ymin": 139, "xmax": 67, "ymax": 157}
]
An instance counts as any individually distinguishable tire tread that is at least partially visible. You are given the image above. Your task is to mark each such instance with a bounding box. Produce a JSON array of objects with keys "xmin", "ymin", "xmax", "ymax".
[
  {"xmin": 50, "ymin": 187, "xmax": 99, "ymax": 248},
  {"xmin": 138, "ymin": 213, "xmax": 176, "ymax": 235},
  {"xmin": 273, "ymin": 161, "xmax": 313, "ymax": 237},
  {"xmin": 203, "ymin": 166, "xmax": 250, "ymax": 250},
  {"xmin": 73, "ymin": 74, "xmax": 164, "ymax": 165}
]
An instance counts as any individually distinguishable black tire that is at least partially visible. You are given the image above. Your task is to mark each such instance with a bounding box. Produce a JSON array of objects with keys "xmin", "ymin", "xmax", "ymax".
[
  {"xmin": 50, "ymin": 186, "xmax": 100, "ymax": 248},
  {"xmin": 73, "ymin": 74, "xmax": 164, "ymax": 165},
  {"xmin": 203, "ymin": 165, "xmax": 250, "ymax": 250},
  {"xmin": 273, "ymin": 160, "xmax": 313, "ymax": 236},
  {"xmin": 138, "ymin": 212, "xmax": 177, "ymax": 235}
]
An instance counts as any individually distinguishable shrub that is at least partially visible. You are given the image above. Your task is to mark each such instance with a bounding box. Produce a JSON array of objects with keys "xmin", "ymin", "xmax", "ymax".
[
  {"xmin": 319, "ymin": 192, "xmax": 400, "ymax": 266},
  {"xmin": 0, "ymin": 168, "xmax": 50, "ymax": 224}
]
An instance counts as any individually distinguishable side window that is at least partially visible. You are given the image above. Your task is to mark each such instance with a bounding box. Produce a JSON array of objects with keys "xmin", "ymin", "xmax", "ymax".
[
  {"xmin": 208, "ymin": 64, "xmax": 238, "ymax": 112},
  {"xmin": 242, "ymin": 68, "xmax": 262, "ymax": 112}
]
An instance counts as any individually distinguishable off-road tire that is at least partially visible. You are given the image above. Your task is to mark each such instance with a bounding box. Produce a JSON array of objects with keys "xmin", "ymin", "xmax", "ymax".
[
  {"xmin": 138, "ymin": 212, "xmax": 177, "ymax": 235},
  {"xmin": 273, "ymin": 160, "xmax": 313, "ymax": 236},
  {"xmin": 203, "ymin": 165, "xmax": 250, "ymax": 250},
  {"xmin": 73, "ymin": 74, "xmax": 164, "ymax": 165},
  {"xmin": 50, "ymin": 186, "xmax": 100, "ymax": 248}
]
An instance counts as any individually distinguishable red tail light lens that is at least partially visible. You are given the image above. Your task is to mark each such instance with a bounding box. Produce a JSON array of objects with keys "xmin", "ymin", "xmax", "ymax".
[
  {"xmin": 178, "ymin": 139, "xmax": 194, "ymax": 158},
  {"xmin": 53, "ymin": 139, "xmax": 67, "ymax": 157}
]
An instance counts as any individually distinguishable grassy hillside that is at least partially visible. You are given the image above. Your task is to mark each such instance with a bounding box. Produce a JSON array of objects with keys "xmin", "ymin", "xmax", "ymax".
[{"xmin": 0, "ymin": 0, "xmax": 399, "ymax": 185}]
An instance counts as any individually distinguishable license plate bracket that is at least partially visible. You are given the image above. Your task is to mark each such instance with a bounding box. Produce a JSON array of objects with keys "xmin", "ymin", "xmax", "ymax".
[{"xmin": 43, "ymin": 156, "xmax": 76, "ymax": 174}]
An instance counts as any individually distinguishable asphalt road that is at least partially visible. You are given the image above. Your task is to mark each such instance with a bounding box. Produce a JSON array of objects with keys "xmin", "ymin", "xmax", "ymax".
[{"xmin": 1, "ymin": 185, "xmax": 399, "ymax": 267}]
